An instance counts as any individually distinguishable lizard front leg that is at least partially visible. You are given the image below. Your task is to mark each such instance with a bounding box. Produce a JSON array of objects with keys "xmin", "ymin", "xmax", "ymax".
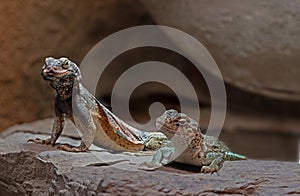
[
  {"xmin": 56, "ymin": 99, "xmax": 96, "ymax": 152},
  {"xmin": 200, "ymin": 152, "xmax": 225, "ymax": 174},
  {"xmin": 56, "ymin": 123, "xmax": 94, "ymax": 152},
  {"xmin": 139, "ymin": 146, "xmax": 176, "ymax": 171},
  {"xmin": 28, "ymin": 115, "xmax": 65, "ymax": 146},
  {"xmin": 56, "ymin": 120, "xmax": 93, "ymax": 152}
]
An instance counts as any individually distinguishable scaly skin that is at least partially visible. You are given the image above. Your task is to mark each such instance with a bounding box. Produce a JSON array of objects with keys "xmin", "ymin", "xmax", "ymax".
[
  {"xmin": 139, "ymin": 109, "xmax": 247, "ymax": 173},
  {"xmin": 28, "ymin": 57, "xmax": 168, "ymax": 152}
]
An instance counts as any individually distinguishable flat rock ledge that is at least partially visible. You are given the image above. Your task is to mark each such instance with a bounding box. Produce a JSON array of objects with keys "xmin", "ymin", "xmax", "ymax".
[{"xmin": 1, "ymin": 119, "xmax": 300, "ymax": 195}]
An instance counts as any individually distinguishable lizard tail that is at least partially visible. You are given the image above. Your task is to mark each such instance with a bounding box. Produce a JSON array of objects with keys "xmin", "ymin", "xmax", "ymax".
[{"xmin": 224, "ymin": 151, "xmax": 247, "ymax": 161}]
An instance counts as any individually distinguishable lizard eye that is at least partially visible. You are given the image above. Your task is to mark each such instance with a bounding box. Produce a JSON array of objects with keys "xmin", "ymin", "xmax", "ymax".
[
  {"xmin": 62, "ymin": 61, "xmax": 69, "ymax": 69},
  {"xmin": 178, "ymin": 119, "xmax": 186, "ymax": 124}
]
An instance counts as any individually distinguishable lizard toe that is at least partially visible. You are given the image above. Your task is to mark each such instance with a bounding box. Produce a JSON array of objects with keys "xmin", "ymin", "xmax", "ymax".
[
  {"xmin": 27, "ymin": 138, "xmax": 52, "ymax": 145},
  {"xmin": 57, "ymin": 144, "xmax": 88, "ymax": 152},
  {"xmin": 201, "ymin": 166, "xmax": 218, "ymax": 173},
  {"xmin": 138, "ymin": 162, "xmax": 162, "ymax": 171}
]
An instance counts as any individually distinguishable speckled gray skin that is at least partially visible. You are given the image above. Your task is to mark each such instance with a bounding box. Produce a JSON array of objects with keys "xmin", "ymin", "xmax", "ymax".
[
  {"xmin": 139, "ymin": 109, "xmax": 247, "ymax": 173},
  {"xmin": 28, "ymin": 57, "xmax": 168, "ymax": 152}
]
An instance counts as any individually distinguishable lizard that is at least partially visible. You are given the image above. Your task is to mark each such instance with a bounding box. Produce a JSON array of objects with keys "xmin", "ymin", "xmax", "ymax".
[
  {"xmin": 28, "ymin": 57, "xmax": 168, "ymax": 152},
  {"xmin": 139, "ymin": 109, "xmax": 247, "ymax": 173}
]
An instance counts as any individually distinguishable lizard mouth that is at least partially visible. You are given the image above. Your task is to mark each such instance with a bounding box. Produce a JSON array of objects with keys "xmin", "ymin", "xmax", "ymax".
[{"xmin": 42, "ymin": 69, "xmax": 69, "ymax": 78}]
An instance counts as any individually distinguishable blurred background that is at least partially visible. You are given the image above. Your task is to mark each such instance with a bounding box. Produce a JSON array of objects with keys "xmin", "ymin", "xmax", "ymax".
[{"xmin": 1, "ymin": 0, "xmax": 299, "ymax": 161}]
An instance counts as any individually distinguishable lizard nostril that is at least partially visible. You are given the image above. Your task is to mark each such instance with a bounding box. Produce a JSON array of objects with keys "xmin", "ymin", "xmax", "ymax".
[{"xmin": 44, "ymin": 67, "xmax": 54, "ymax": 74}]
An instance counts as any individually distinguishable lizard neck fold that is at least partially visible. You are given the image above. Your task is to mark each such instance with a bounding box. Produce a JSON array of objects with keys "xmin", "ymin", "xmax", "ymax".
[
  {"xmin": 53, "ymin": 82, "xmax": 79, "ymax": 101},
  {"xmin": 55, "ymin": 86, "xmax": 72, "ymax": 100}
]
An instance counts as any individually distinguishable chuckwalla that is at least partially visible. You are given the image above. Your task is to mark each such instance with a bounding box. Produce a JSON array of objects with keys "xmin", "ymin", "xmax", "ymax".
[
  {"xmin": 139, "ymin": 109, "xmax": 247, "ymax": 173},
  {"xmin": 28, "ymin": 57, "xmax": 168, "ymax": 152}
]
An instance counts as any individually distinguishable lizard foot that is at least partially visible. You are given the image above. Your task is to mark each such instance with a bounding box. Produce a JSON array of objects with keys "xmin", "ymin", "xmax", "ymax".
[
  {"xmin": 138, "ymin": 161, "xmax": 162, "ymax": 171},
  {"xmin": 57, "ymin": 144, "xmax": 88, "ymax": 152},
  {"xmin": 27, "ymin": 138, "xmax": 53, "ymax": 145},
  {"xmin": 200, "ymin": 165, "xmax": 220, "ymax": 174}
]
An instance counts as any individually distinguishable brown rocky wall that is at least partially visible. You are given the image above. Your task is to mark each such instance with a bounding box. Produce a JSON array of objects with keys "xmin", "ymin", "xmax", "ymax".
[{"xmin": 0, "ymin": 0, "xmax": 150, "ymax": 130}]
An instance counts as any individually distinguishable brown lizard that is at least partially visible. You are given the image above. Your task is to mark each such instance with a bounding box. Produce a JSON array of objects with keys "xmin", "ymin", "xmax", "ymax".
[
  {"xmin": 139, "ymin": 109, "xmax": 247, "ymax": 173},
  {"xmin": 28, "ymin": 57, "xmax": 168, "ymax": 152}
]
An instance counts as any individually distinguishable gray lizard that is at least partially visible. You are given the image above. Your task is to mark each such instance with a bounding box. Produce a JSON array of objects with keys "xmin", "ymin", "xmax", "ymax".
[
  {"xmin": 139, "ymin": 109, "xmax": 247, "ymax": 173},
  {"xmin": 28, "ymin": 57, "xmax": 168, "ymax": 152}
]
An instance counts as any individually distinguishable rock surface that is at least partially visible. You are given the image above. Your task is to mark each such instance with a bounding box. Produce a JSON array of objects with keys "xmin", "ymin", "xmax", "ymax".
[
  {"xmin": 142, "ymin": 0, "xmax": 300, "ymax": 101},
  {"xmin": 1, "ymin": 120, "xmax": 299, "ymax": 195}
]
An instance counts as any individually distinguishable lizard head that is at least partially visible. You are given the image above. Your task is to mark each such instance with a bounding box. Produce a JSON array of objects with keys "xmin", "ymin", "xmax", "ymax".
[
  {"xmin": 41, "ymin": 57, "xmax": 81, "ymax": 88},
  {"xmin": 156, "ymin": 109, "xmax": 200, "ymax": 139}
]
